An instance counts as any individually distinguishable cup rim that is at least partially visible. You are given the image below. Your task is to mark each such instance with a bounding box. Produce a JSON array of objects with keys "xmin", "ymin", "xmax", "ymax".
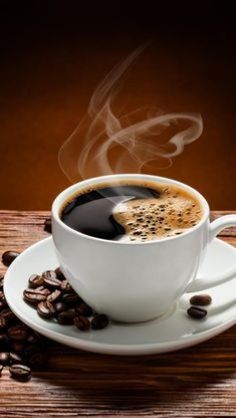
[{"xmin": 52, "ymin": 174, "xmax": 209, "ymax": 245}]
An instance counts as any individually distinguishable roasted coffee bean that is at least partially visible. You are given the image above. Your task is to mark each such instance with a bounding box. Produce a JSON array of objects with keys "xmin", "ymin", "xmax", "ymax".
[
  {"xmin": 10, "ymin": 342, "xmax": 25, "ymax": 354},
  {"xmin": 42, "ymin": 270, "xmax": 57, "ymax": 280},
  {"xmin": 28, "ymin": 274, "xmax": 44, "ymax": 288},
  {"xmin": 54, "ymin": 301, "xmax": 68, "ymax": 315},
  {"xmin": 42, "ymin": 272, "xmax": 61, "ymax": 290},
  {"xmin": 54, "ymin": 267, "xmax": 65, "ymax": 281},
  {"xmin": 187, "ymin": 306, "xmax": 207, "ymax": 319},
  {"xmin": 36, "ymin": 286, "xmax": 51, "ymax": 295},
  {"xmin": 0, "ymin": 365, "xmax": 3, "ymax": 375},
  {"xmin": 60, "ymin": 280, "xmax": 73, "ymax": 293},
  {"xmin": 62, "ymin": 292, "xmax": 81, "ymax": 306},
  {"xmin": 0, "ymin": 294, "xmax": 7, "ymax": 306},
  {"xmin": 91, "ymin": 314, "xmax": 109, "ymax": 330},
  {"xmin": 76, "ymin": 302, "xmax": 93, "ymax": 317},
  {"xmin": 23, "ymin": 288, "xmax": 48, "ymax": 305},
  {"xmin": 190, "ymin": 294, "xmax": 212, "ymax": 306},
  {"xmin": 0, "ymin": 276, "xmax": 4, "ymax": 290},
  {"xmin": 0, "ymin": 295, "xmax": 7, "ymax": 310},
  {"xmin": 27, "ymin": 332, "xmax": 43, "ymax": 346},
  {"xmin": 37, "ymin": 301, "xmax": 55, "ymax": 319},
  {"xmin": 28, "ymin": 351, "xmax": 47, "ymax": 368},
  {"xmin": 0, "ymin": 315, "xmax": 6, "ymax": 330},
  {"xmin": 8, "ymin": 324, "xmax": 28, "ymax": 341},
  {"xmin": 0, "ymin": 308, "xmax": 17, "ymax": 325},
  {"xmin": 0, "ymin": 291, "xmax": 5, "ymax": 301},
  {"xmin": 0, "ymin": 352, "xmax": 9, "ymax": 365},
  {"xmin": 47, "ymin": 289, "xmax": 61, "ymax": 304},
  {"xmin": 57, "ymin": 309, "xmax": 75, "ymax": 325},
  {"xmin": 44, "ymin": 217, "xmax": 52, "ymax": 233},
  {"xmin": 9, "ymin": 352, "xmax": 23, "ymax": 364},
  {"xmin": 2, "ymin": 250, "xmax": 19, "ymax": 266},
  {"xmin": 0, "ymin": 334, "xmax": 9, "ymax": 349},
  {"xmin": 9, "ymin": 364, "xmax": 31, "ymax": 381},
  {"xmin": 0, "ymin": 300, "xmax": 7, "ymax": 312},
  {"xmin": 74, "ymin": 316, "xmax": 90, "ymax": 331}
]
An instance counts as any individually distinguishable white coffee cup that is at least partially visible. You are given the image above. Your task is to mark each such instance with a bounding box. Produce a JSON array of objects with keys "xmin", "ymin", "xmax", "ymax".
[{"xmin": 52, "ymin": 174, "xmax": 236, "ymax": 322}]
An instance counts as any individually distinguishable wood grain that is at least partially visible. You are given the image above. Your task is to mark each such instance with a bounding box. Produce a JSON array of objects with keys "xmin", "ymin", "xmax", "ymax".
[{"xmin": 0, "ymin": 211, "xmax": 235, "ymax": 418}]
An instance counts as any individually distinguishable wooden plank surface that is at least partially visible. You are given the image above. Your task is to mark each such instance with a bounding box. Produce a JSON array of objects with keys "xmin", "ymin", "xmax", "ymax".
[{"xmin": 0, "ymin": 210, "xmax": 235, "ymax": 418}]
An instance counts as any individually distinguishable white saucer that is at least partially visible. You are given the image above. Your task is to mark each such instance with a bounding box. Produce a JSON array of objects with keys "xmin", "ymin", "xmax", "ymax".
[{"xmin": 4, "ymin": 237, "xmax": 236, "ymax": 356}]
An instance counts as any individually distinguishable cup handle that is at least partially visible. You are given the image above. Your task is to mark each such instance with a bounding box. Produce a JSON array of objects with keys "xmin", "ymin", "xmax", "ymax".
[{"xmin": 186, "ymin": 214, "xmax": 236, "ymax": 293}]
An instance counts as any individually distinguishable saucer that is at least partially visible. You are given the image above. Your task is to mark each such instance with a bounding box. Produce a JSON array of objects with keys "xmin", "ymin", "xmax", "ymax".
[{"xmin": 4, "ymin": 237, "xmax": 236, "ymax": 355}]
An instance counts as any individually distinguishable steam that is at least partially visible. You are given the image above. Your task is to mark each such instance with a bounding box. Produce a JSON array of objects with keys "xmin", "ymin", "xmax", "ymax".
[{"xmin": 58, "ymin": 48, "xmax": 203, "ymax": 182}]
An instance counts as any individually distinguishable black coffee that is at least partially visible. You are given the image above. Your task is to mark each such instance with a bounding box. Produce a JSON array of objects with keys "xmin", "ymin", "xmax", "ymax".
[{"xmin": 61, "ymin": 180, "xmax": 202, "ymax": 242}]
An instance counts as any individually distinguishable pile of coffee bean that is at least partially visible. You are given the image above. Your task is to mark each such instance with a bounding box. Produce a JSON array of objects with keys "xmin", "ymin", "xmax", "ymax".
[
  {"xmin": 1, "ymin": 249, "xmax": 109, "ymax": 382},
  {"xmin": 1, "ymin": 250, "xmax": 46, "ymax": 382},
  {"xmin": 23, "ymin": 268, "xmax": 109, "ymax": 331},
  {"xmin": 187, "ymin": 294, "xmax": 212, "ymax": 319}
]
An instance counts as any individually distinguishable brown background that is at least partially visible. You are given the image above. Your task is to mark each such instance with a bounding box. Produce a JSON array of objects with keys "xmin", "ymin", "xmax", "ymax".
[{"xmin": 0, "ymin": 1, "xmax": 235, "ymax": 210}]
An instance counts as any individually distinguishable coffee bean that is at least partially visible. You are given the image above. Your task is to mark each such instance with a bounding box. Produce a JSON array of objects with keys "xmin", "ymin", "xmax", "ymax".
[
  {"xmin": 0, "ymin": 276, "xmax": 4, "ymax": 290},
  {"xmin": 74, "ymin": 316, "xmax": 90, "ymax": 331},
  {"xmin": 62, "ymin": 292, "xmax": 81, "ymax": 306},
  {"xmin": 0, "ymin": 293, "xmax": 6, "ymax": 305},
  {"xmin": 54, "ymin": 267, "xmax": 65, "ymax": 281},
  {"xmin": 8, "ymin": 324, "xmax": 28, "ymax": 341},
  {"xmin": 28, "ymin": 274, "xmax": 44, "ymax": 288},
  {"xmin": 27, "ymin": 332, "xmax": 43, "ymax": 346},
  {"xmin": 76, "ymin": 302, "xmax": 93, "ymax": 317},
  {"xmin": 36, "ymin": 286, "xmax": 51, "ymax": 296},
  {"xmin": 0, "ymin": 365, "xmax": 3, "ymax": 375},
  {"xmin": 10, "ymin": 342, "xmax": 25, "ymax": 354},
  {"xmin": 2, "ymin": 250, "xmax": 20, "ymax": 266},
  {"xmin": 0, "ymin": 315, "xmax": 6, "ymax": 330},
  {"xmin": 57, "ymin": 309, "xmax": 75, "ymax": 325},
  {"xmin": 9, "ymin": 364, "xmax": 31, "ymax": 381},
  {"xmin": 0, "ymin": 352, "xmax": 9, "ymax": 365},
  {"xmin": 190, "ymin": 294, "xmax": 212, "ymax": 306},
  {"xmin": 37, "ymin": 301, "xmax": 55, "ymax": 319},
  {"xmin": 47, "ymin": 289, "xmax": 61, "ymax": 304},
  {"xmin": 0, "ymin": 300, "xmax": 7, "ymax": 312},
  {"xmin": 9, "ymin": 352, "xmax": 23, "ymax": 364},
  {"xmin": 91, "ymin": 314, "xmax": 109, "ymax": 330},
  {"xmin": 44, "ymin": 217, "xmax": 52, "ymax": 233},
  {"xmin": 54, "ymin": 301, "xmax": 68, "ymax": 315},
  {"xmin": 42, "ymin": 270, "xmax": 57, "ymax": 280},
  {"xmin": 60, "ymin": 280, "xmax": 73, "ymax": 293},
  {"xmin": 1, "ymin": 308, "xmax": 17, "ymax": 325},
  {"xmin": 42, "ymin": 271, "xmax": 61, "ymax": 290},
  {"xmin": 23, "ymin": 288, "xmax": 47, "ymax": 305},
  {"xmin": 187, "ymin": 306, "xmax": 207, "ymax": 319},
  {"xmin": 0, "ymin": 334, "xmax": 9, "ymax": 349}
]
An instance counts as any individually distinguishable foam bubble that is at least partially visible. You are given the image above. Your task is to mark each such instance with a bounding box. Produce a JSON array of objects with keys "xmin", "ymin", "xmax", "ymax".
[{"xmin": 112, "ymin": 182, "xmax": 202, "ymax": 242}]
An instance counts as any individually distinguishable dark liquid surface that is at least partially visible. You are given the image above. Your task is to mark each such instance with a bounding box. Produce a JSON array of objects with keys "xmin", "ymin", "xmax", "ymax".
[
  {"xmin": 61, "ymin": 185, "xmax": 160, "ymax": 240},
  {"xmin": 60, "ymin": 181, "xmax": 202, "ymax": 242}
]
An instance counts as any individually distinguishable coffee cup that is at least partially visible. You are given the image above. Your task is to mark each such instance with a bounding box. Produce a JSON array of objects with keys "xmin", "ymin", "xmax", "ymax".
[{"xmin": 52, "ymin": 174, "xmax": 236, "ymax": 322}]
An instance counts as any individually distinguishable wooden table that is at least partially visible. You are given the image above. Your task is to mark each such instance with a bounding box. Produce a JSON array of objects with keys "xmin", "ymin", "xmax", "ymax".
[{"xmin": 0, "ymin": 211, "xmax": 235, "ymax": 417}]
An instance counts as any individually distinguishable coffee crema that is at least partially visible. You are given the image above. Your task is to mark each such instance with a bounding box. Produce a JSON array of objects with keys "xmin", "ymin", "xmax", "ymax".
[{"xmin": 60, "ymin": 180, "xmax": 203, "ymax": 242}]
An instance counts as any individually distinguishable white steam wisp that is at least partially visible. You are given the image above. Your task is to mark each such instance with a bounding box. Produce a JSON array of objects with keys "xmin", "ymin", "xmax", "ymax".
[{"xmin": 58, "ymin": 48, "xmax": 203, "ymax": 182}]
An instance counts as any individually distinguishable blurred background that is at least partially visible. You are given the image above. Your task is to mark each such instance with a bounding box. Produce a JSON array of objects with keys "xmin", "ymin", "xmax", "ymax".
[{"xmin": 0, "ymin": 1, "xmax": 235, "ymax": 210}]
